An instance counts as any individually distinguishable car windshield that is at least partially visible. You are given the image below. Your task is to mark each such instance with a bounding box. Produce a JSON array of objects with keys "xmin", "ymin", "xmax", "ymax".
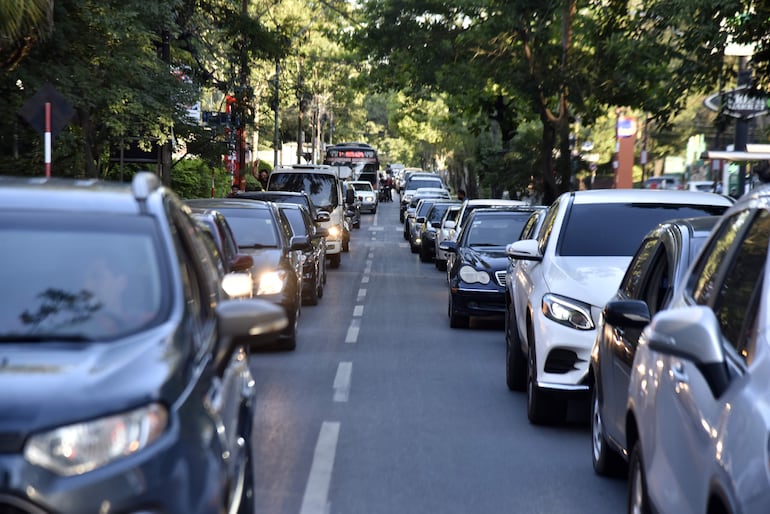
[
  {"xmin": 214, "ymin": 208, "xmax": 279, "ymax": 248},
  {"xmin": 351, "ymin": 182, "xmax": 373, "ymax": 192},
  {"xmin": 407, "ymin": 179, "xmax": 443, "ymax": 190},
  {"xmin": 269, "ymin": 173, "xmax": 339, "ymax": 212},
  {"xmin": 463, "ymin": 214, "xmax": 531, "ymax": 247},
  {"xmin": 558, "ymin": 203, "xmax": 730, "ymax": 256},
  {"xmin": 0, "ymin": 214, "xmax": 166, "ymax": 341}
]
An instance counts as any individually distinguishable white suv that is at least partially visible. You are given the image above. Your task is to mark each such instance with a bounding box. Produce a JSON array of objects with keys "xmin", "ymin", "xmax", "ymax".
[{"xmin": 506, "ymin": 189, "xmax": 734, "ymax": 425}]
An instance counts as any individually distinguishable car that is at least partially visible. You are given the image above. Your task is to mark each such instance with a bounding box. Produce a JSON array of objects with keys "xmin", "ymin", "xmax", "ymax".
[
  {"xmin": 440, "ymin": 207, "xmax": 544, "ymax": 328},
  {"xmin": 0, "ymin": 172, "xmax": 288, "ymax": 514},
  {"xmin": 643, "ymin": 174, "xmax": 683, "ymax": 189},
  {"xmin": 686, "ymin": 179, "xmax": 721, "ymax": 192},
  {"xmin": 418, "ymin": 201, "xmax": 462, "ymax": 263},
  {"xmin": 407, "ymin": 198, "xmax": 445, "ymax": 253},
  {"xmin": 276, "ymin": 202, "xmax": 328, "ymax": 306},
  {"xmin": 185, "ymin": 198, "xmax": 308, "ymax": 350},
  {"xmin": 625, "ymin": 186, "xmax": 770, "ymax": 513},
  {"xmin": 189, "ymin": 207, "xmax": 255, "ymax": 275},
  {"xmin": 443, "ymin": 198, "xmax": 529, "ymax": 273},
  {"xmin": 434, "ymin": 203, "xmax": 462, "ymax": 271},
  {"xmin": 402, "ymin": 189, "xmax": 452, "ymax": 241},
  {"xmin": 504, "ymin": 206, "xmax": 548, "ymax": 390},
  {"xmin": 341, "ymin": 180, "xmax": 361, "ymax": 232},
  {"xmin": 505, "ymin": 189, "xmax": 734, "ymax": 425},
  {"xmin": 348, "ymin": 180, "xmax": 378, "ymax": 214},
  {"xmin": 400, "ymin": 174, "xmax": 446, "ymax": 222},
  {"xmin": 587, "ymin": 216, "xmax": 722, "ymax": 477}
]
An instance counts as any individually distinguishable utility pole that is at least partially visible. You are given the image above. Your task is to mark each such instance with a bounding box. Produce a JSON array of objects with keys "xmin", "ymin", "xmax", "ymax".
[
  {"xmin": 236, "ymin": 0, "xmax": 250, "ymax": 187},
  {"xmin": 273, "ymin": 59, "xmax": 280, "ymax": 168},
  {"xmin": 296, "ymin": 55, "xmax": 304, "ymax": 164},
  {"xmin": 734, "ymin": 55, "xmax": 751, "ymax": 197}
]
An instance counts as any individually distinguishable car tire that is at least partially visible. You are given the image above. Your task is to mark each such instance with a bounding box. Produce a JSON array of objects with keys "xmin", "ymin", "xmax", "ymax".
[
  {"xmin": 419, "ymin": 243, "xmax": 432, "ymax": 262},
  {"xmin": 505, "ymin": 306, "xmax": 526, "ymax": 391},
  {"xmin": 235, "ymin": 420, "xmax": 255, "ymax": 514},
  {"xmin": 591, "ymin": 383, "xmax": 626, "ymax": 476},
  {"xmin": 317, "ymin": 278, "xmax": 324, "ymax": 299},
  {"xmin": 448, "ymin": 293, "xmax": 469, "ymax": 329},
  {"xmin": 526, "ymin": 326, "xmax": 566, "ymax": 425},
  {"xmin": 342, "ymin": 239, "xmax": 349, "ymax": 252},
  {"xmin": 435, "ymin": 258, "xmax": 447, "ymax": 271},
  {"xmin": 304, "ymin": 278, "xmax": 319, "ymax": 306},
  {"xmin": 399, "ymin": 212, "xmax": 404, "ymax": 223},
  {"xmin": 328, "ymin": 253, "xmax": 340, "ymax": 269},
  {"xmin": 628, "ymin": 442, "xmax": 651, "ymax": 514},
  {"xmin": 410, "ymin": 239, "xmax": 419, "ymax": 253}
]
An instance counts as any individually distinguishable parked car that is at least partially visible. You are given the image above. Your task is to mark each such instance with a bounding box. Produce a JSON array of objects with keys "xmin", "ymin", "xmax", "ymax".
[
  {"xmin": 588, "ymin": 216, "xmax": 722, "ymax": 477},
  {"xmin": 686, "ymin": 179, "xmax": 721, "ymax": 193},
  {"xmin": 277, "ymin": 202, "xmax": 328, "ymax": 306},
  {"xmin": 402, "ymin": 190, "xmax": 450, "ymax": 241},
  {"xmin": 407, "ymin": 198, "xmax": 444, "ymax": 253},
  {"xmin": 0, "ymin": 173, "xmax": 288, "ymax": 514},
  {"xmin": 348, "ymin": 180, "xmax": 378, "ymax": 214},
  {"xmin": 643, "ymin": 174, "xmax": 683, "ymax": 189},
  {"xmin": 441, "ymin": 207, "xmax": 543, "ymax": 328},
  {"xmin": 418, "ymin": 200, "xmax": 461, "ymax": 263},
  {"xmin": 400, "ymin": 174, "xmax": 446, "ymax": 222},
  {"xmin": 189, "ymin": 207, "xmax": 255, "ymax": 276},
  {"xmin": 504, "ymin": 206, "xmax": 548, "ymax": 390},
  {"xmin": 185, "ymin": 198, "xmax": 308, "ymax": 350},
  {"xmin": 505, "ymin": 189, "xmax": 734, "ymax": 425},
  {"xmin": 434, "ymin": 203, "xmax": 462, "ymax": 271},
  {"xmin": 231, "ymin": 190, "xmax": 331, "ymax": 228},
  {"xmin": 625, "ymin": 186, "xmax": 770, "ymax": 514}
]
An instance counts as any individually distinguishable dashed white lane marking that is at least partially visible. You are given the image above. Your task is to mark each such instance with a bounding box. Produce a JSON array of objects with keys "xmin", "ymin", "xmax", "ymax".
[
  {"xmin": 353, "ymin": 305, "xmax": 364, "ymax": 317},
  {"xmin": 345, "ymin": 319, "xmax": 360, "ymax": 343},
  {"xmin": 299, "ymin": 421, "xmax": 340, "ymax": 514},
  {"xmin": 357, "ymin": 288, "xmax": 367, "ymax": 298},
  {"xmin": 333, "ymin": 362, "xmax": 352, "ymax": 402},
  {"xmin": 398, "ymin": 242, "xmax": 409, "ymax": 248},
  {"xmin": 361, "ymin": 276, "xmax": 370, "ymax": 284}
]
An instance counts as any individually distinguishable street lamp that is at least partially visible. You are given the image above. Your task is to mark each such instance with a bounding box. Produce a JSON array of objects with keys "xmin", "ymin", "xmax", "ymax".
[{"xmin": 725, "ymin": 41, "xmax": 755, "ymax": 196}]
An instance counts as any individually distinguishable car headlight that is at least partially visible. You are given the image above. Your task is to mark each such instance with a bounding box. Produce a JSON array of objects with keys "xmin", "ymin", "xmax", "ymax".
[
  {"xmin": 24, "ymin": 403, "xmax": 168, "ymax": 476},
  {"xmin": 327, "ymin": 225, "xmax": 341, "ymax": 239},
  {"xmin": 542, "ymin": 293, "xmax": 594, "ymax": 330},
  {"xmin": 459, "ymin": 265, "xmax": 490, "ymax": 284},
  {"xmin": 257, "ymin": 269, "xmax": 288, "ymax": 295}
]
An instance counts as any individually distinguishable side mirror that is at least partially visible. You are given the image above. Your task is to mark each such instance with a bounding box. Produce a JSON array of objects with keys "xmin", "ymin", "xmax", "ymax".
[
  {"xmin": 603, "ymin": 300, "xmax": 650, "ymax": 329},
  {"xmin": 345, "ymin": 188, "xmax": 356, "ymax": 205},
  {"xmin": 229, "ymin": 253, "xmax": 254, "ymax": 273},
  {"xmin": 431, "ymin": 221, "xmax": 442, "ymax": 229},
  {"xmin": 316, "ymin": 211, "xmax": 331, "ymax": 223},
  {"xmin": 215, "ymin": 298, "xmax": 288, "ymax": 364},
  {"xmin": 290, "ymin": 235, "xmax": 311, "ymax": 251},
  {"xmin": 506, "ymin": 239, "xmax": 542, "ymax": 262},
  {"xmin": 416, "ymin": 216, "xmax": 426, "ymax": 224},
  {"xmin": 439, "ymin": 240, "xmax": 458, "ymax": 253}
]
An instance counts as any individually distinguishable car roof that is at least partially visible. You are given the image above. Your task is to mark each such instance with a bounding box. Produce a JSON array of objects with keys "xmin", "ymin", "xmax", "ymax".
[
  {"xmin": 463, "ymin": 198, "xmax": 528, "ymax": 206},
  {"xmin": 185, "ymin": 198, "xmax": 272, "ymax": 210},
  {"xmin": 567, "ymin": 189, "xmax": 734, "ymax": 206}
]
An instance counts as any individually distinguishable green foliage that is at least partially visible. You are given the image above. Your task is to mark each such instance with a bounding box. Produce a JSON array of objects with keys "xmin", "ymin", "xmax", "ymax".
[{"xmin": 170, "ymin": 157, "xmax": 230, "ymax": 199}]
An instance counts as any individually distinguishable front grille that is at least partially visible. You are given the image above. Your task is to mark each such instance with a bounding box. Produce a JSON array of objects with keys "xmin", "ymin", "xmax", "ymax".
[{"xmin": 494, "ymin": 270, "xmax": 506, "ymax": 287}]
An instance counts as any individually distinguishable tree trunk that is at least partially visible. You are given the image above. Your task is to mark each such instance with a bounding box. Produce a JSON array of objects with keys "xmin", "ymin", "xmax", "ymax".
[{"xmin": 539, "ymin": 112, "xmax": 558, "ymax": 206}]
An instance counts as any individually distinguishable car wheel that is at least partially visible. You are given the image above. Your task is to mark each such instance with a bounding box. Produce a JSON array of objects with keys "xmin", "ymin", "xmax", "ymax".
[
  {"xmin": 304, "ymin": 277, "xmax": 319, "ymax": 306},
  {"xmin": 410, "ymin": 239, "xmax": 419, "ymax": 253},
  {"xmin": 526, "ymin": 325, "xmax": 566, "ymax": 425},
  {"xmin": 448, "ymin": 292, "xmax": 469, "ymax": 329},
  {"xmin": 591, "ymin": 383, "xmax": 626, "ymax": 476},
  {"xmin": 628, "ymin": 442, "xmax": 651, "ymax": 514},
  {"xmin": 372, "ymin": 208, "xmax": 377, "ymax": 214},
  {"xmin": 435, "ymin": 258, "xmax": 447, "ymax": 271},
  {"xmin": 234, "ymin": 422, "xmax": 254, "ymax": 514},
  {"xmin": 328, "ymin": 253, "xmax": 340, "ymax": 269},
  {"xmin": 505, "ymin": 306, "xmax": 526, "ymax": 391},
  {"xmin": 317, "ymin": 277, "xmax": 324, "ymax": 299},
  {"xmin": 399, "ymin": 212, "xmax": 404, "ymax": 223},
  {"xmin": 342, "ymin": 239, "xmax": 349, "ymax": 252},
  {"xmin": 354, "ymin": 220, "xmax": 360, "ymax": 229}
]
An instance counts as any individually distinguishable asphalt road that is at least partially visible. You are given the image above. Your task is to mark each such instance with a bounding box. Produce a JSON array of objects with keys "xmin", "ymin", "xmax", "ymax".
[{"xmin": 249, "ymin": 197, "xmax": 627, "ymax": 514}]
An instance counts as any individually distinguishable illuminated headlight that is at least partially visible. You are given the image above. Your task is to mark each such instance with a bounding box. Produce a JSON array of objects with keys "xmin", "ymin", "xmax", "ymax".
[
  {"xmin": 327, "ymin": 225, "xmax": 341, "ymax": 239},
  {"xmin": 459, "ymin": 265, "xmax": 490, "ymax": 284},
  {"xmin": 24, "ymin": 403, "xmax": 168, "ymax": 476},
  {"xmin": 257, "ymin": 269, "xmax": 288, "ymax": 295},
  {"xmin": 542, "ymin": 293, "xmax": 594, "ymax": 330}
]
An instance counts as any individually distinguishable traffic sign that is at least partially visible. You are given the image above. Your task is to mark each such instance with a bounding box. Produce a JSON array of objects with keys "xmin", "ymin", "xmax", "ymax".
[{"xmin": 704, "ymin": 86, "xmax": 769, "ymax": 119}]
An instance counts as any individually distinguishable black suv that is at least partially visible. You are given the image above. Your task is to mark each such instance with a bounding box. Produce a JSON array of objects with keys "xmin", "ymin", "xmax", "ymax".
[{"xmin": 0, "ymin": 173, "xmax": 287, "ymax": 514}]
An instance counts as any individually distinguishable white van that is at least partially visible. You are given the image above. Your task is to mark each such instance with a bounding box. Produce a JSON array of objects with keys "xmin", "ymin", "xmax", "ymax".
[{"xmin": 267, "ymin": 165, "xmax": 352, "ymax": 268}]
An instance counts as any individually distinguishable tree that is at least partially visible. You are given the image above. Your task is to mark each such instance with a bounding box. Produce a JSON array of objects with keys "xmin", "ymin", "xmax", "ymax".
[{"xmin": 0, "ymin": 0, "xmax": 53, "ymax": 69}]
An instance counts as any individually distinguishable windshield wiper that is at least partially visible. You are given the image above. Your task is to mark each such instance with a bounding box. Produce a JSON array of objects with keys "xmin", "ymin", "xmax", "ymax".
[{"xmin": 0, "ymin": 334, "xmax": 95, "ymax": 342}]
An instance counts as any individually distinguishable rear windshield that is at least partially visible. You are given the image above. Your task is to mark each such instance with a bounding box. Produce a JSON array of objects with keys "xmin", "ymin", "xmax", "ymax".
[
  {"xmin": 428, "ymin": 203, "xmax": 453, "ymax": 223},
  {"xmin": 351, "ymin": 182, "xmax": 373, "ymax": 192},
  {"xmin": 407, "ymin": 178, "xmax": 443, "ymax": 191},
  {"xmin": 558, "ymin": 203, "xmax": 729, "ymax": 256},
  {"xmin": 269, "ymin": 173, "xmax": 339, "ymax": 212},
  {"xmin": 463, "ymin": 213, "xmax": 532, "ymax": 247}
]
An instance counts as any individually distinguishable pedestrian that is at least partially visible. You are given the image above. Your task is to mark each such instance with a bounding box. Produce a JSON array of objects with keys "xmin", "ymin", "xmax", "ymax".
[
  {"xmin": 228, "ymin": 184, "xmax": 240, "ymax": 197},
  {"xmin": 258, "ymin": 169, "xmax": 269, "ymax": 190}
]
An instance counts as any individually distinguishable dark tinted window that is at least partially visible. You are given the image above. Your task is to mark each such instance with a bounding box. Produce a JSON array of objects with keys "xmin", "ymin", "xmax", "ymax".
[
  {"xmin": 214, "ymin": 207, "xmax": 279, "ymax": 247},
  {"xmin": 407, "ymin": 178, "xmax": 443, "ymax": 190},
  {"xmin": 427, "ymin": 203, "xmax": 454, "ymax": 223},
  {"xmin": 269, "ymin": 173, "xmax": 339, "ymax": 211},
  {"xmin": 281, "ymin": 207, "xmax": 312, "ymax": 237},
  {"xmin": 462, "ymin": 213, "xmax": 532, "ymax": 247},
  {"xmin": 558, "ymin": 203, "xmax": 728, "ymax": 257}
]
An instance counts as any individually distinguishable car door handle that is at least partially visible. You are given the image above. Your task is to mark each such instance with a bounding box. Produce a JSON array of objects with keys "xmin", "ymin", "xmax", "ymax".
[{"xmin": 671, "ymin": 361, "xmax": 688, "ymax": 383}]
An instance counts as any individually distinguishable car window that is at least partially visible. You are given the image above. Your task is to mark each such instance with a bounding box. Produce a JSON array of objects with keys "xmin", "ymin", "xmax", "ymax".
[
  {"xmin": 214, "ymin": 207, "xmax": 279, "ymax": 248},
  {"xmin": 520, "ymin": 210, "xmax": 543, "ymax": 240},
  {"xmin": 0, "ymin": 213, "xmax": 165, "ymax": 340},
  {"xmin": 536, "ymin": 199, "xmax": 562, "ymax": 254},
  {"xmin": 619, "ymin": 237, "xmax": 660, "ymax": 299},
  {"xmin": 557, "ymin": 203, "xmax": 729, "ymax": 257},
  {"xmin": 462, "ymin": 214, "xmax": 531, "ymax": 247},
  {"xmin": 689, "ymin": 210, "xmax": 752, "ymax": 305},
  {"xmin": 281, "ymin": 207, "xmax": 311, "ymax": 237},
  {"xmin": 711, "ymin": 209, "xmax": 770, "ymax": 363}
]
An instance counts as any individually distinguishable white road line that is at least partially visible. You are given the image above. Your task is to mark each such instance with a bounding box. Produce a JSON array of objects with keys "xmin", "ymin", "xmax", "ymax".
[
  {"xmin": 333, "ymin": 362, "xmax": 352, "ymax": 402},
  {"xmin": 345, "ymin": 321, "xmax": 359, "ymax": 343},
  {"xmin": 398, "ymin": 242, "xmax": 409, "ymax": 248},
  {"xmin": 299, "ymin": 421, "xmax": 340, "ymax": 514},
  {"xmin": 357, "ymin": 288, "xmax": 367, "ymax": 298},
  {"xmin": 361, "ymin": 276, "xmax": 370, "ymax": 284},
  {"xmin": 353, "ymin": 305, "xmax": 364, "ymax": 317}
]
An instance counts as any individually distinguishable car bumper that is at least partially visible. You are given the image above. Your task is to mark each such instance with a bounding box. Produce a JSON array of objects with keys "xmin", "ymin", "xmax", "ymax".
[
  {"xmin": 532, "ymin": 311, "xmax": 596, "ymax": 392},
  {"xmin": 451, "ymin": 287, "xmax": 506, "ymax": 318}
]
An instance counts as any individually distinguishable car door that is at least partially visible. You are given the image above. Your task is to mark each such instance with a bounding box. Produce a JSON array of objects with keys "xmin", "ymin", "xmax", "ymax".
[{"xmin": 650, "ymin": 208, "xmax": 767, "ymax": 511}]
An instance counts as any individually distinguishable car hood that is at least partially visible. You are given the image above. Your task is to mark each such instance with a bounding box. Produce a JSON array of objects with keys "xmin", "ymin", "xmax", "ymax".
[
  {"xmin": 543, "ymin": 255, "xmax": 631, "ymax": 308},
  {"xmin": 0, "ymin": 323, "xmax": 184, "ymax": 436},
  {"xmin": 460, "ymin": 247, "xmax": 509, "ymax": 270},
  {"xmin": 241, "ymin": 247, "xmax": 284, "ymax": 271}
]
